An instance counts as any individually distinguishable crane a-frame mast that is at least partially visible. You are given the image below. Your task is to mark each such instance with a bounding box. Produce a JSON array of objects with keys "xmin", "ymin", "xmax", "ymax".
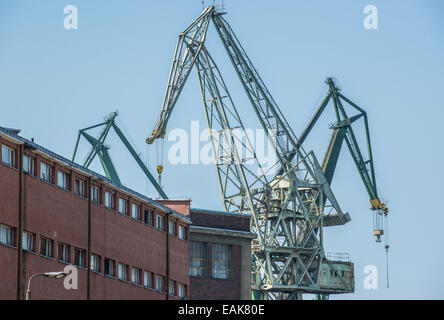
[{"xmin": 73, "ymin": 111, "xmax": 168, "ymax": 200}]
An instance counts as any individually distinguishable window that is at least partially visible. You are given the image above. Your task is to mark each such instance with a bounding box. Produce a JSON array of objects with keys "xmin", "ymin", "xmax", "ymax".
[
  {"xmin": 0, "ymin": 225, "xmax": 15, "ymax": 246},
  {"xmin": 156, "ymin": 275, "xmax": 165, "ymax": 292},
  {"xmin": 119, "ymin": 198, "xmax": 128, "ymax": 215},
  {"xmin": 178, "ymin": 225, "xmax": 187, "ymax": 240},
  {"xmin": 57, "ymin": 171, "xmax": 69, "ymax": 190},
  {"xmin": 132, "ymin": 267, "xmax": 141, "ymax": 285},
  {"xmin": 58, "ymin": 243, "xmax": 70, "ymax": 263},
  {"xmin": 74, "ymin": 179, "xmax": 85, "ymax": 197},
  {"xmin": 189, "ymin": 242, "xmax": 206, "ymax": 277},
  {"xmin": 156, "ymin": 215, "xmax": 165, "ymax": 231},
  {"xmin": 144, "ymin": 209, "xmax": 154, "ymax": 226},
  {"xmin": 91, "ymin": 254, "xmax": 100, "ymax": 272},
  {"xmin": 104, "ymin": 258, "xmax": 115, "ymax": 277},
  {"xmin": 144, "ymin": 271, "xmax": 153, "ymax": 288},
  {"xmin": 105, "ymin": 191, "xmax": 115, "ymax": 209},
  {"xmin": 330, "ymin": 270, "xmax": 343, "ymax": 277},
  {"xmin": 23, "ymin": 155, "xmax": 35, "ymax": 175},
  {"xmin": 131, "ymin": 203, "xmax": 141, "ymax": 220},
  {"xmin": 2, "ymin": 145, "xmax": 16, "ymax": 167},
  {"xmin": 169, "ymin": 220, "xmax": 176, "ymax": 236},
  {"xmin": 74, "ymin": 248, "xmax": 86, "ymax": 268},
  {"xmin": 40, "ymin": 237, "xmax": 53, "ymax": 258},
  {"xmin": 91, "ymin": 185, "xmax": 100, "ymax": 204},
  {"xmin": 118, "ymin": 263, "xmax": 129, "ymax": 281},
  {"xmin": 22, "ymin": 231, "xmax": 34, "ymax": 252},
  {"xmin": 169, "ymin": 280, "xmax": 176, "ymax": 296},
  {"xmin": 211, "ymin": 244, "xmax": 231, "ymax": 279},
  {"xmin": 178, "ymin": 283, "xmax": 186, "ymax": 299},
  {"xmin": 40, "ymin": 162, "xmax": 53, "ymax": 183}
]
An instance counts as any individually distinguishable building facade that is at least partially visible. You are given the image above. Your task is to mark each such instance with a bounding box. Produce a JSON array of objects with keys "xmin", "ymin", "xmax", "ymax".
[
  {"xmin": 188, "ymin": 208, "xmax": 255, "ymax": 300},
  {"xmin": 0, "ymin": 127, "xmax": 191, "ymax": 300},
  {"xmin": 158, "ymin": 200, "xmax": 255, "ymax": 300}
]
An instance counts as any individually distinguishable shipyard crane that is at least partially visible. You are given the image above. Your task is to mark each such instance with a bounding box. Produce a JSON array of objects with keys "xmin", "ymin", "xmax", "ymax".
[
  {"xmin": 146, "ymin": 6, "xmax": 357, "ymax": 300},
  {"xmin": 299, "ymin": 78, "xmax": 390, "ymax": 298},
  {"xmin": 72, "ymin": 111, "xmax": 168, "ymax": 199},
  {"xmin": 295, "ymin": 78, "xmax": 388, "ymax": 242}
]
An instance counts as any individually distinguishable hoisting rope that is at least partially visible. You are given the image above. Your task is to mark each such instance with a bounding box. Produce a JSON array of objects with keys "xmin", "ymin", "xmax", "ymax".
[
  {"xmin": 384, "ymin": 213, "xmax": 390, "ymax": 288},
  {"xmin": 145, "ymin": 143, "xmax": 150, "ymax": 197},
  {"xmin": 155, "ymin": 139, "xmax": 165, "ymax": 199}
]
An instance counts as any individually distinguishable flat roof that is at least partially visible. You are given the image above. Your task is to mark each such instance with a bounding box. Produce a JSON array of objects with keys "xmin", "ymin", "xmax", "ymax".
[
  {"xmin": 190, "ymin": 225, "xmax": 256, "ymax": 239},
  {"xmin": 191, "ymin": 207, "xmax": 251, "ymax": 217},
  {"xmin": 0, "ymin": 126, "xmax": 191, "ymax": 223}
]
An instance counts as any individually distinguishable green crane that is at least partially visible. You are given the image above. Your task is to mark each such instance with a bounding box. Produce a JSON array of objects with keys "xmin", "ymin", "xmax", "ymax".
[
  {"xmin": 72, "ymin": 111, "xmax": 168, "ymax": 199},
  {"xmin": 302, "ymin": 78, "xmax": 391, "ymax": 298},
  {"xmin": 294, "ymin": 77, "xmax": 388, "ymax": 242}
]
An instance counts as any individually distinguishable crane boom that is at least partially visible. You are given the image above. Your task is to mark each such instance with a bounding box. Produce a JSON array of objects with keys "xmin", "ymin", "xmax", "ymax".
[{"xmin": 146, "ymin": 6, "xmax": 213, "ymax": 144}]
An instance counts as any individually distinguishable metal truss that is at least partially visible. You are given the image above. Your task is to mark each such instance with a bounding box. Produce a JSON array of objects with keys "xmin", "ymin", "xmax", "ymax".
[
  {"xmin": 73, "ymin": 112, "xmax": 168, "ymax": 199},
  {"xmin": 147, "ymin": 6, "xmax": 353, "ymax": 299}
]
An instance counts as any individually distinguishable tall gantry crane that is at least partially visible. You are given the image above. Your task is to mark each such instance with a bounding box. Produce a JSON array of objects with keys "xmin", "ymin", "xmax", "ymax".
[{"xmin": 147, "ymin": 6, "xmax": 387, "ymax": 299}]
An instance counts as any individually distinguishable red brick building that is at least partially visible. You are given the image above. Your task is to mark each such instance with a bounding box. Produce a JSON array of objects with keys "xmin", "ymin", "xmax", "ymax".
[
  {"xmin": 157, "ymin": 201, "xmax": 255, "ymax": 300},
  {"xmin": 0, "ymin": 127, "xmax": 191, "ymax": 300},
  {"xmin": 188, "ymin": 208, "xmax": 255, "ymax": 300}
]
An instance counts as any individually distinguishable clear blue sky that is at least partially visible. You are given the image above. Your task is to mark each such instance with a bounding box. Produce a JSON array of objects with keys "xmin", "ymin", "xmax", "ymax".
[{"xmin": 1, "ymin": 0, "xmax": 443, "ymax": 299}]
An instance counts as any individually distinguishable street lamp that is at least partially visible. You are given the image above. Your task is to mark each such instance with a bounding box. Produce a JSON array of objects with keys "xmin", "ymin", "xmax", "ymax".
[{"xmin": 25, "ymin": 271, "xmax": 67, "ymax": 300}]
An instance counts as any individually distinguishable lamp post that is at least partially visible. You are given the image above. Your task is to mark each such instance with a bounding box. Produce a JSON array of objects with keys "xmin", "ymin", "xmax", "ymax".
[{"xmin": 25, "ymin": 271, "xmax": 67, "ymax": 300}]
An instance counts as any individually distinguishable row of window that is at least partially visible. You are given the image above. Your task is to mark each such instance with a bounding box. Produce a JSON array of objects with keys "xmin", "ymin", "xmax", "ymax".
[
  {"xmin": 4, "ymin": 146, "xmax": 60, "ymax": 188},
  {"xmin": 2, "ymin": 225, "xmax": 88, "ymax": 266},
  {"xmin": 189, "ymin": 242, "xmax": 232, "ymax": 280},
  {"xmin": 1, "ymin": 144, "xmax": 187, "ymax": 240},
  {"xmin": 97, "ymin": 192, "xmax": 186, "ymax": 238},
  {"xmin": 94, "ymin": 189, "xmax": 185, "ymax": 238},
  {"xmin": 329, "ymin": 270, "xmax": 346, "ymax": 278},
  {"xmin": 114, "ymin": 263, "xmax": 185, "ymax": 297},
  {"xmin": 0, "ymin": 224, "xmax": 187, "ymax": 298}
]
